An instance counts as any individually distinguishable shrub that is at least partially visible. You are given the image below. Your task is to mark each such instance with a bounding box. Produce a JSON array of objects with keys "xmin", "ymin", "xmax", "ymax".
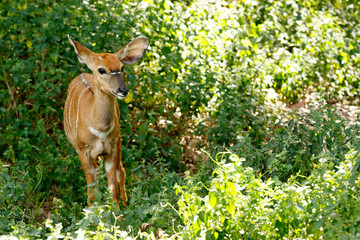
[
  {"xmin": 229, "ymin": 103, "xmax": 360, "ymax": 181},
  {"xmin": 175, "ymin": 151, "xmax": 360, "ymax": 239},
  {"xmin": 1, "ymin": 0, "xmax": 360, "ymax": 238}
]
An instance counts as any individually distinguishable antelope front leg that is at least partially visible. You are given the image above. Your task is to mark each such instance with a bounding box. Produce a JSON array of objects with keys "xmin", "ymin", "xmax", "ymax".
[{"xmin": 78, "ymin": 149, "xmax": 98, "ymax": 204}]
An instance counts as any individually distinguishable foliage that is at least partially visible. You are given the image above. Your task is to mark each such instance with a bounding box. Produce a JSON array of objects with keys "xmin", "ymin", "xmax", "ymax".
[
  {"xmin": 0, "ymin": 157, "xmax": 181, "ymax": 239},
  {"xmin": 176, "ymin": 151, "xmax": 360, "ymax": 239},
  {"xmin": 221, "ymin": 0, "xmax": 360, "ymax": 103},
  {"xmin": 231, "ymin": 103, "xmax": 360, "ymax": 181},
  {"xmin": 1, "ymin": 0, "xmax": 360, "ymax": 238}
]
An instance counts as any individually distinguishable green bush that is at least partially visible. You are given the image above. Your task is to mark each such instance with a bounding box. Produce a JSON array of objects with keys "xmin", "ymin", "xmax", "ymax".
[
  {"xmin": 1, "ymin": 0, "xmax": 360, "ymax": 238},
  {"xmin": 230, "ymin": 103, "xmax": 360, "ymax": 181},
  {"xmin": 176, "ymin": 151, "xmax": 360, "ymax": 239},
  {"xmin": 222, "ymin": 0, "xmax": 360, "ymax": 103},
  {"xmin": 1, "ymin": 156, "xmax": 182, "ymax": 239}
]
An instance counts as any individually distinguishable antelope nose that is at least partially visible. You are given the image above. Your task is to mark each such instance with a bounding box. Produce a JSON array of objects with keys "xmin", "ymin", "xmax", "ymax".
[{"xmin": 119, "ymin": 86, "xmax": 128, "ymax": 96}]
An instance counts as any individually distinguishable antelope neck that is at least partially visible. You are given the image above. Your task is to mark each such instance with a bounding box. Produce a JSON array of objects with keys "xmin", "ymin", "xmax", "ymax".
[{"xmin": 90, "ymin": 87, "xmax": 116, "ymax": 132}]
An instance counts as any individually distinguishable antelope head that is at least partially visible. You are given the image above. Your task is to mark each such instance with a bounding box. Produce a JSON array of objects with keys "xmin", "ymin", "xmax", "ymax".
[{"xmin": 67, "ymin": 35, "xmax": 150, "ymax": 99}]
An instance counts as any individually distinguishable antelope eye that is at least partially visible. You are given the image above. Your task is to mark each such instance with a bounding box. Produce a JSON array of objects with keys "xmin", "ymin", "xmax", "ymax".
[{"xmin": 98, "ymin": 68, "xmax": 106, "ymax": 74}]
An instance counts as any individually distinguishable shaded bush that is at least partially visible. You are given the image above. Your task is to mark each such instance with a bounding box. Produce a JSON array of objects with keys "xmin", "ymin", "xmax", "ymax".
[{"xmin": 230, "ymin": 104, "xmax": 360, "ymax": 181}]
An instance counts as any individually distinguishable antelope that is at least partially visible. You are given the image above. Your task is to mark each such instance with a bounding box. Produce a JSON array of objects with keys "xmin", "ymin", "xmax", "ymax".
[{"xmin": 64, "ymin": 35, "xmax": 149, "ymax": 207}]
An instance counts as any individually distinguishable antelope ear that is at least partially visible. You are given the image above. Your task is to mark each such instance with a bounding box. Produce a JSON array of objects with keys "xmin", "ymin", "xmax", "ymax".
[
  {"xmin": 116, "ymin": 36, "xmax": 149, "ymax": 64},
  {"xmin": 68, "ymin": 35, "xmax": 95, "ymax": 68}
]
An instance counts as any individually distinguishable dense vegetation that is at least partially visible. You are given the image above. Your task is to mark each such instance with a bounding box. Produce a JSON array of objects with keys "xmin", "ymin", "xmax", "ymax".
[{"xmin": 1, "ymin": 0, "xmax": 360, "ymax": 239}]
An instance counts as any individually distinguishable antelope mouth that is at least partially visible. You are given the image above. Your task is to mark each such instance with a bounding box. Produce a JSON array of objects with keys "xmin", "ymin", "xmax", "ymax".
[{"xmin": 112, "ymin": 91, "xmax": 128, "ymax": 100}]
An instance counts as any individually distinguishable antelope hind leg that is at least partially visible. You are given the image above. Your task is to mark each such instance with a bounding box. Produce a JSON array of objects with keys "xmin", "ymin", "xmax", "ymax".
[
  {"xmin": 117, "ymin": 158, "xmax": 127, "ymax": 206},
  {"xmin": 105, "ymin": 137, "xmax": 127, "ymax": 207},
  {"xmin": 104, "ymin": 155, "xmax": 121, "ymax": 207},
  {"xmin": 116, "ymin": 136, "xmax": 127, "ymax": 206}
]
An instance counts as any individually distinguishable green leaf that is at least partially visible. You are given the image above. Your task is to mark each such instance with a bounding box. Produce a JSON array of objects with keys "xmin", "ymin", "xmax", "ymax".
[
  {"xmin": 226, "ymin": 200, "xmax": 235, "ymax": 216},
  {"xmin": 296, "ymin": 203, "xmax": 306, "ymax": 212},
  {"xmin": 225, "ymin": 182, "xmax": 236, "ymax": 196},
  {"xmin": 314, "ymin": 219, "xmax": 325, "ymax": 230},
  {"xmin": 209, "ymin": 192, "xmax": 217, "ymax": 209}
]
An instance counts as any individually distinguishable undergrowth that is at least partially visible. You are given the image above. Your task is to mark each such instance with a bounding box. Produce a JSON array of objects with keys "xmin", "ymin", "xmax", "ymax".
[{"xmin": 1, "ymin": 0, "xmax": 360, "ymax": 238}]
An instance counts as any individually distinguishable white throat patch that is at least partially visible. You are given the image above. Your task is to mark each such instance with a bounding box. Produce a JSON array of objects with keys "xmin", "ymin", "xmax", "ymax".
[{"xmin": 89, "ymin": 123, "xmax": 114, "ymax": 140}]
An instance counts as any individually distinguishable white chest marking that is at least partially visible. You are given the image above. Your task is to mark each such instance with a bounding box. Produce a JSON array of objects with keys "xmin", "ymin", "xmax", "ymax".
[{"xmin": 89, "ymin": 124, "xmax": 114, "ymax": 140}]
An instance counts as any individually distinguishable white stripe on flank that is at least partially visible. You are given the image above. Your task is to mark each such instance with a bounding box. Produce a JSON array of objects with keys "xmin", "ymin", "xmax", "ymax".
[
  {"xmin": 76, "ymin": 87, "xmax": 88, "ymax": 138},
  {"xmin": 68, "ymin": 80, "xmax": 83, "ymax": 133},
  {"xmin": 65, "ymin": 80, "xmax": 82, "ymax": 148},
  {"xmin": 65, "ymin": 78, "xmax": 87, "ymax": 152}
]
